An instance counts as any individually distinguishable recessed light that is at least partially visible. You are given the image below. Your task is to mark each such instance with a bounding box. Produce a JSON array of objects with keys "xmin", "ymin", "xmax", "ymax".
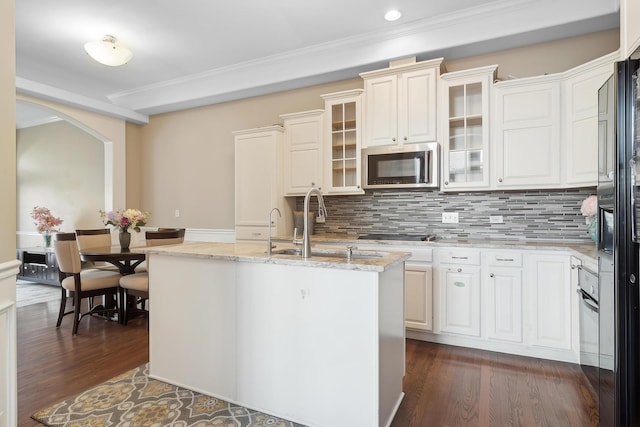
[{"xmin": 384, "ymin": 9, "xmax": 402, "ymax": 22}]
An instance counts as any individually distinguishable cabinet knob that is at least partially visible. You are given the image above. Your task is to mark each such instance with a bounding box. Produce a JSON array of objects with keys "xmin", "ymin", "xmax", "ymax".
[
  {"xmin": 444, "ymin": 181, "xmax": 449, "ymax": 186},
  {"xmin": 311, "ymin": 182, "xmax": 315, "ymax": 186},
  {"xmin": 392, "ymin": 137, "xmax": 396, "ymax": 142},
  {"xmin": 498, "ymin": 178, "xmax": 503, "ymax": 183},
  {"xmin": 457, "ymin": 268, "xmax": 462, "ymax": 273},
  {"xmin": 490, "ymin": 273, "xmax": 495, "ymax": 278},
  {"xmin": 404, "ymin": 136, "xmax": 408, "ymax": 141}
]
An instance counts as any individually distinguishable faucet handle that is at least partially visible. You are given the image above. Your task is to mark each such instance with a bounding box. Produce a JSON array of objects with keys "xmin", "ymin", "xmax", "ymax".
[
  {"xmin": 346, "ymin": 245, "xmax": 356, "ymax": 260},
  {"xmin": 293, "ymin": 227, "xmax": 302, "ymax": 246}
]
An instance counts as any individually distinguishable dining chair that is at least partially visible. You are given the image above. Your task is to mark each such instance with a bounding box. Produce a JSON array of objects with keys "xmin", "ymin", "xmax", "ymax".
[
  {"xmin": 54, "ymin": 232, "xmax": 122, "ymax": 334},
  {"xmin": 119, "ymin": 228, "xmax": 185, "ymax": 325},
  {"xmin": 75, "ymin": 228, "xmax": 118, "ymax": 271}
]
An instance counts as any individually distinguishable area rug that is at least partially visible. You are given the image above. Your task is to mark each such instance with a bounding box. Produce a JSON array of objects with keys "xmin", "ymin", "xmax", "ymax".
[
  {"xmin": 32, "ymin": 364, "xmax": 307, "ymax": 427},
  {"xmin": 16, "ymin": 281, "xmax": 60, "ymax": 307}
]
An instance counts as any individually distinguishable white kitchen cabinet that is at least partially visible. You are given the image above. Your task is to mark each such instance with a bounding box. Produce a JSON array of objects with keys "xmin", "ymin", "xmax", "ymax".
[
  {"xmin": 360, "ymin": 57, "xmax": 443, "ymax": 148},
  {"xmin": 524, "ymin": 252, "xmax": 572, "ymax": 351},
  {"xmin": 234, "ymin": 126, "xmax": 293, "ymax": 241},
  {"xmin": 621, "ymin": 0, "xmax": 640, "ymax": 59},
  {"xmin": 440, "ymin": 65, "xmax": 497, "ymax": 190},
  {"xmin": 483, "ymin": 251, "xmax": 523, "ymax": 343},
  {"xmin": 492, "ymin": 76, "xmax": 562, "ymax": 189},
  {"xmin": 436, "ymin": 249, "xmax": 481, "ymax": 337},
  {"xmin": 563, "ymin": 54, "xmax": 616, "ymax": 187},
  {"xmin": 321, "ymin": 89, "xmax": 364, "ymax": 194},
  {"xmin": 281, "ymin": 110, "xmax": 324, "ymax": 196},
  {"xmin": 404, "ymin": 247, "xmax": 434, "ymax": 331}
]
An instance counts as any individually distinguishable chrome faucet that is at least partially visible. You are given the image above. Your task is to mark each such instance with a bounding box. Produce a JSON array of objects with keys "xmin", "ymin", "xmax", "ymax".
[
  {"xmin": 267, "ymin": 207, "xmax": 281, "ymax": 256},
  {"xmin": 294, "ymin": 187, "xmax": 327, "ymax": 258}
]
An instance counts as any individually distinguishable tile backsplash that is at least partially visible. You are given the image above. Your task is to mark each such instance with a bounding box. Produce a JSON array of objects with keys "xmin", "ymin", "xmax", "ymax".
[{"xmin": 295, "ymin": 188, "xmax": 596, "ymax": 242}]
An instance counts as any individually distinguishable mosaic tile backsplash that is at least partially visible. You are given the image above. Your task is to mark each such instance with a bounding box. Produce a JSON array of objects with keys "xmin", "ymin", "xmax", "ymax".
[{"xmin": 296, "ymin": 188, "xmax": 597, "ymax": 242}]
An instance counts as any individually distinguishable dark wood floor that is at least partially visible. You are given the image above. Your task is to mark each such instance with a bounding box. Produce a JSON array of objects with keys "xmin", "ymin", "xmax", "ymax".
[{"xmin": 17, "ymin": 297, "xmax": 597, "ymax": 427}]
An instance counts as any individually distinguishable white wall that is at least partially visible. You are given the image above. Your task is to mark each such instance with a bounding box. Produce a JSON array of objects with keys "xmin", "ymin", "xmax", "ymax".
[{"xmin": 16, "ymin": 120, "xmax": 105, "ymax": 248}]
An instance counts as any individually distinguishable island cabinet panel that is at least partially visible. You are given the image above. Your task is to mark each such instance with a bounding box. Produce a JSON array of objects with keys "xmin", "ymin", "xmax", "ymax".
[
  {"xmin": 147, "ymin": 245, "xmax": 406, "ymax": 427},
  {"xmin": 235, "ymin": 262, "xmax": 404, "ymax": 427},
  {"xmin": 148, "ymin": 255, "xmax": 238, "ymax": 400}
]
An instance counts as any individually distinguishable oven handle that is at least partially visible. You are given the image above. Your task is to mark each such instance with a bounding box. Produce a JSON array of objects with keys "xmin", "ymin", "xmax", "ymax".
[{"xmin": 577, "ymin": 289, "xmax": 599, "ymax": 313}]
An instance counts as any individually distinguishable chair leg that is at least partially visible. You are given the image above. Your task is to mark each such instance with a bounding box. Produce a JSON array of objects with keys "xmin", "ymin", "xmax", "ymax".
[
  {"xmin": 56, "ymin": 287, "xmax": 67, "ymax": 328},
  {"xmin": 72, "ymin": 291, "xmax": 82, "ymax": 335},
  {"xmin": 122, "ymin": 290, "xmax": 129, "ymax": 326}
]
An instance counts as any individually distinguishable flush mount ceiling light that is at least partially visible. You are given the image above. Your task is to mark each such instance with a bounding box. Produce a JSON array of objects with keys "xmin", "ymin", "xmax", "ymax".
[
  {"xmin": 384, "ymin": 9, "xmax": 402, "ymax": 21},
  {"xmin": 84, "ymin": 35, "xmax": 133, "ymax": 67}
]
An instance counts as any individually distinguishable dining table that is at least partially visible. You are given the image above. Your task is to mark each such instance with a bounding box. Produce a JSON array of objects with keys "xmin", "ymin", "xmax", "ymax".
[
  {"xmin": 79, "ymin": 245, "xmax": 145, "ymax": 275},
  {"xmin": 79, "ymin": 245, "xmax": 146, "ymax": 323}
]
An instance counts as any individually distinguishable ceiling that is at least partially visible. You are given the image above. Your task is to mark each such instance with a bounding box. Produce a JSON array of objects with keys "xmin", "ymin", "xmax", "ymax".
[{"xmin": 16, "ymin": 0, "xmax": 620, "ymax": 126}]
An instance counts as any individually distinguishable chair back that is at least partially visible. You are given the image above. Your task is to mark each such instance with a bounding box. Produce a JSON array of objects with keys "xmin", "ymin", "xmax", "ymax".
[
  {"xmin": 76, "ymin": 228, "xmax": 111, "ymax": 250},
  {"xmin": 145, "ymin": 228, "xmax": 185, "ymax": 246},
  {"xmin": 54, "ymin": 233, "xmax": 83, "ymax": 274}
]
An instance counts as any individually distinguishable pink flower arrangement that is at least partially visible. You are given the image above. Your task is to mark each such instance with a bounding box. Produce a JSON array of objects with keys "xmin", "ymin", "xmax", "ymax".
[
  {"xmin": 580, "ymin": 195, "xmax": 597, "ymax": 224},
  {"xmin": 100, "ymin": 209, "xmax": 149, "ymax": 232},
  {"xmin": 31, "ymin": 206, "xmax": 63, "ymax": 233}
]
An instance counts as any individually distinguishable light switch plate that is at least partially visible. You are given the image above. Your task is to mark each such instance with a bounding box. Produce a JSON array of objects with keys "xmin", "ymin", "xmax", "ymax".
[
  {"xmin": 490, "ymin": 215, "xmax": 504, "ymax": 224},
  {"xmin": 442, "ymin": 212, "xmax": 459, "ymax": 223}
]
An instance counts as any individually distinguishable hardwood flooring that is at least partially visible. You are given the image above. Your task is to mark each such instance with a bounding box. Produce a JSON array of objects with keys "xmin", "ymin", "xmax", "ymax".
[{"xmin": 16, "ymin": 297, "xmax": 597, "ymax": 427}]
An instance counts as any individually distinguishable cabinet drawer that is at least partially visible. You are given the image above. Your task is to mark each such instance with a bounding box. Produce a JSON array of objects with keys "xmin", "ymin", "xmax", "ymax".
[
  {"xmin": 408, "ymin": 248, "xmax": 433, "ymax": 263},
  {"xmin": 437, "ymin": 249, "xmax": 480, "ymax": 265},
  {"xmin": 236, "ymin": 226, "xmax": 271, "ymax": 241},
  {"xmin": 485, "ymin": 252, "xmax": 522, "ymax": 267}
]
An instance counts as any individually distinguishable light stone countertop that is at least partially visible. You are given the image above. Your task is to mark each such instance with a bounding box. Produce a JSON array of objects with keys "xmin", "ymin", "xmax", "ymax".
[
  {"xmin": 273, "ymin": 233, "xmax": 598, "ymax": 266},
  {"xmin": 137, "ymin": 241, "xmax": 411, "ymax": 272}
]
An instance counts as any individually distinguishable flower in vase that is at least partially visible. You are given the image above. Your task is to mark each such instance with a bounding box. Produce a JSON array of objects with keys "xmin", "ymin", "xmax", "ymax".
[
  {"xmin": 31, "ymin": 206, "xmax": 63, "ymax": 233},
  {"xmin": 580, "ymin": 195, "xmax": 597, "ymax": 224},
  {"xmin": 100, "ymin": 209, "xmax": 150, "ymax": 232}
]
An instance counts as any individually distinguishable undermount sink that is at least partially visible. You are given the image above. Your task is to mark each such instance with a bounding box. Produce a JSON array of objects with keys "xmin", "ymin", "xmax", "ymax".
[{"xmin": 270, "ymin": 247, "xmax": 386, "ymax": 260}]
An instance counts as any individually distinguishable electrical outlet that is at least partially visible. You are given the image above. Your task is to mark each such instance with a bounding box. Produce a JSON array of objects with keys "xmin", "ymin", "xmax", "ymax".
[
  {"xmin": 174, "ymin": 209, "xmax": 180, "ymax": 218},
  {"xmin": 490, "ymin": 215, "xmax": 504, "ymax": 224},
  {"xmin": 442, "ymin": 212, "xmax": 459, "ymax": 224}
]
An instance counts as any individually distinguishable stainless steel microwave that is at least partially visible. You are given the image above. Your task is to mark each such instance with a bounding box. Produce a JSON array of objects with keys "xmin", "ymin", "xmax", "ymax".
[{"xmin": 362, "ymin": 143, "xmax": 440, "ymax": 189}]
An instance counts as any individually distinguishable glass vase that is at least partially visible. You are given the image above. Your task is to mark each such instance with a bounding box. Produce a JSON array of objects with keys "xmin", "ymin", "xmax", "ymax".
[
  {"xmin": 119, "ymin": 230, "xmax": 131, "ymax": 250},
  {"xmin": 42, "ymin": 232, "xmax": 52, "ymax": 249}
]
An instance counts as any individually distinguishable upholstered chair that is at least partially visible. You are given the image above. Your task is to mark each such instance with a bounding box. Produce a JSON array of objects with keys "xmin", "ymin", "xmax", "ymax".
[
  {"xmin": 54, "ymin": 232, "xmax": 122, "ymax": 334},
  {"xmin": 119, "ymin": 228, "xmax": 185, "ymax": 324},
  {"xmin": 75, "ymin": 228, "xmax": 118, "ymax": 271}
]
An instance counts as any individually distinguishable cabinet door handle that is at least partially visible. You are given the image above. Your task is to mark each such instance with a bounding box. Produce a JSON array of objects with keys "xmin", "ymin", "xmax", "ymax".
[
  {"xmin": 454, "ymin": 281, "xmax": 465, "ymax": 287},
  {"xmin": 452, "ymin": 256, "xmax": 468, "ymax": 260},
  {"xmin": 495, "ymin": 258, "xmax": 514, "ymax": 262}
]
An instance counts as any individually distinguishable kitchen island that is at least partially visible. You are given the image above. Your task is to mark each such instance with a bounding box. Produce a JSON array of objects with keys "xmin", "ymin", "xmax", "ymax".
[{"xmin": 143, "ymin": 242, "xmax": 410, "ymax": 427}]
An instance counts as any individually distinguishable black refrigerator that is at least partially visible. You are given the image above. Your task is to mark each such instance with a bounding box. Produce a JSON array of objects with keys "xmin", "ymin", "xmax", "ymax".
[{"xmin": 597, "ymin": 53, "xmax": 640, "ymax": 427}]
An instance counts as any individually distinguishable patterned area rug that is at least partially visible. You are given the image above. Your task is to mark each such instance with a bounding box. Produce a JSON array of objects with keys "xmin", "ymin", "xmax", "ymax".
[{"xmin": 32, "ymin": 364, "xmax": 307, "ymax": 427}]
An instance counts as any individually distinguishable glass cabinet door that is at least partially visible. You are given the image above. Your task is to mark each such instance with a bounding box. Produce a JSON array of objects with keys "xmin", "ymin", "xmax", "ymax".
[
  {"xmin": 441, "ymin": 66, "xmax": 495, "ymax": 190},
  {"xmin": 331, "ymin": 102, "xmax": 357, "ymax": 188},
  {"xmin": 448, "ymin": 83, "xmax": 484, "ymax": 183},
  {"xmin": 322, "ymin": 89, "xmax": 364, "ymax": 194}
]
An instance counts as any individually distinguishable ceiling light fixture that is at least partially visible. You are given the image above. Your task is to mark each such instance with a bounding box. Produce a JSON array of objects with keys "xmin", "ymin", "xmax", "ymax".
[
  {"xmin": 84, "ymin": 35, "xmax": 133, "ymax": 67},
  {"xmin": 384, "ymin": 9, "xmax": 402, "ymax": 22}
]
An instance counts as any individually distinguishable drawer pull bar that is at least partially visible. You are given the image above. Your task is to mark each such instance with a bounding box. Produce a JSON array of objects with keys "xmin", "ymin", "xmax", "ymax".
[
  {"xmin": 451, "ymin": 256, "xmax": 468, "ymax": 260},
  {"xmin": 454, "ymin": 281, "xmax": 465, "ymax": 287},
  {"xmin": 495, "ymin": 258, "xmax": 515, "ymax": 262}
]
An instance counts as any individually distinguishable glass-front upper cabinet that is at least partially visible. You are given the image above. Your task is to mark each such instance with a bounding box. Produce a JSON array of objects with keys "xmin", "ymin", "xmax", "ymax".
[
  {"xmin": 440, "ymin": 65, "xmax": 497, "ymax": 190},
  {"xmin": 321, "ymin": 89, "xmax": 365, "ymax": 194}
]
